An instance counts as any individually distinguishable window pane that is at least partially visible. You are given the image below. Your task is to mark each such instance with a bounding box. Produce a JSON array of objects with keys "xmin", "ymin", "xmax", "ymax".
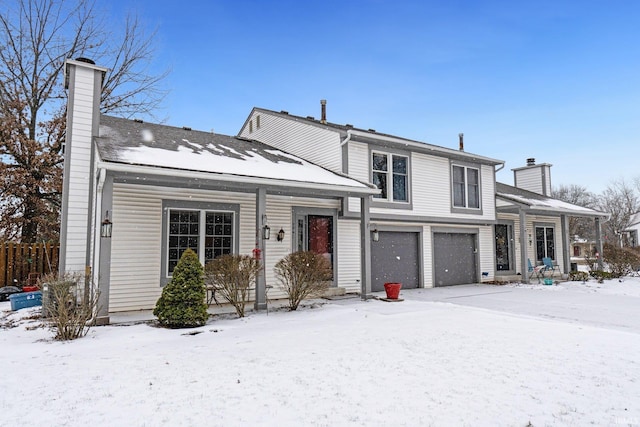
[
  {"xmin": 372, "ymin": 153, "xmax": 387, "ymax": 171},
  {"xmin": 393, "ymin": 174, "xmax": 407, "ymax": 202},
  {"xmin": 468, "ymin": 183, "xmax": 479, "ymax": 208},
  {"xmin": 467, "ymin": 168, "xmax": 478, "ymax": 185},
  {"xmin": 168, "ymin": 209, "xmax": 199, "ymax": 274},
  {"xmin": 373, "ymin": 172, "xmax": 387, "ymax": 199},
  {"xmin": 495, "ymin": 224, "xmax": 510, "ymax": 271},
  {"xmin": 392, "ymin": 156, "xmax": 407, "ymax": 174},
  {"xmin": 452, "ymin": 166, "xmax": 465, "ymax": 184},
  {"xmin": 204, "ymin": 211, "xmax": 234, "ymax": 265},
  {"xmin": 453, "ymin": 183, "xmax": 465, "ymax": 207},
  {"xmin": 535, "ymin": 227, "xmax": 545, "ymax": 261},
  {"xmin": 546, "ymin": 227, "xmax": 555, "ymax": 259}
]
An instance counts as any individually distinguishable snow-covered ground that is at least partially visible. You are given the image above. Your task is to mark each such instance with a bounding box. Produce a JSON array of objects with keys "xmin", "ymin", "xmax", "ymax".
[{"xmin": 2, "ymin": 278, "xmax": 640, "ymax": 427}]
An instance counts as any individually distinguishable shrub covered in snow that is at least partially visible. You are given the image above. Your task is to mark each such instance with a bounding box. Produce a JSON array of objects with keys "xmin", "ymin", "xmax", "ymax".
[
  {"xmin": 204, "ymin": 254, "xmax": 262, "ymax": 318},
  {"xmin": 274, "ymin": 251, "xmax": 332, "ymax": 311},
  {"xmin": 153, "ymin": 249, "xmax": 208, "ymax": 328}
]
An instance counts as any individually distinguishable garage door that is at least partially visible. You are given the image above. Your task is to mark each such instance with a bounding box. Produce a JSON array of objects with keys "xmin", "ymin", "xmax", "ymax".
[
  {"xmin": 371, "ymin": 231, "xmax": 420, "ymax": 292},
  {"xmin": 433, "ymin": 233, "xmax": 477, "ymax": 286}
]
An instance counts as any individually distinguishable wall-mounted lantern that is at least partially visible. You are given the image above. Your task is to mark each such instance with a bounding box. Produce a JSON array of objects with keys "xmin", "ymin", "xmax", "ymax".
[
  {"xmin": 372, "ymin": 228, "xmax": 379, "ymax": 242},
  {"xmin": 101, "ymin": 211, "xmax": 113, "ymax": 238},
  {"xmin": 277, "ymin": 228, "xmax": 285, "ymax": 242},
  {"xmin": 263, "ymin": 224, "xmax": 271, "ymax": 240}
]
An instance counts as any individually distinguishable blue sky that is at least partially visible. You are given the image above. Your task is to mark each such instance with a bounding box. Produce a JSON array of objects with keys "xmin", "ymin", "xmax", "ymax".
[{"xmin": 106, "ymin": 0, "xmax": 640, "ymax": 193}]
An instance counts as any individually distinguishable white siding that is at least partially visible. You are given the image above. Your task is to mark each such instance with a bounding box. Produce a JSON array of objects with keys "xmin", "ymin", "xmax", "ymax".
[
  {"xmin": 513, "ymin": 166, "xmax": 551, "ymax": 195},
  {"xmin": 337, "ymin": 219, "xmax": 362, "ymax": 293},
  {"xmin": 240, "ymin": 111, "xmax": 343, "ymax": 173},
  {"xmin": 349, "ymin": 149, "xmax": 496, "ymax": 222},
  {"xmin": 109, "ymin": 184, "xmax": 345, "ymax": 312},
  {"xmin": 62, "ymin": 66, "xmax": 99, "ymax": 273}
]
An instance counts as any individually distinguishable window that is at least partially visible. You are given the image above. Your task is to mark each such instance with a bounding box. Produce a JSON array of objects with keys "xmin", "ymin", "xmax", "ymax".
[
  {"xmin": 573, "ymin": 245, "xmax": 581, "ymax": 257},
  {"xmin": 166, "ymin": 208, "xmax": 234, "ymax": 276},
  {"xmin": 372, "ymin": 152, "xmax": 408, "ymax": 202},
  {"xmin": 495, "ymin": 223, "xmax": 513, "ymax": 272},
  {"xmin": 452, "ymin": 165, "xmax": 480, "ymax": 209},
  {"xmin": 535, "ymin": 225, "xmax": 555, "ymax": 261}
]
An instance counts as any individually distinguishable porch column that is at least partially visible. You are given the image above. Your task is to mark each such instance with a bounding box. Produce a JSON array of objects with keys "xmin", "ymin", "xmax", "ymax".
[
  {"xmin": 96, "ymin": 173, "xmax": 113, "ymax": 325},
  {"xmin": 360, "ymin": 196, "xmax": 372, "ymax": 299},
  {"xmin": 560, "ymin": 214, "xmax": 570, "ymax": 275},
  {"xmin": 519, "ymin": 208, "xmax": 528, "ymax": 283},
  {"xmin": 595, "ymin": 217, "xmax": 604, "ymax": 270},
  {"xmin": 254, "ymin": 188, "xmax": 267, "ymax": 310}
]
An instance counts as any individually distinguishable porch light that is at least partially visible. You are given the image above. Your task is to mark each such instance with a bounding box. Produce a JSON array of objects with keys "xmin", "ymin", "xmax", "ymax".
[
  {"xmin": 277, "ymin": 228, "xmax": 285, "ymax": 242},
  {"xmin": 263, "ymin": 224, "xmax": 271, "ymax": 240},
  {"xmin": 372, "ymin": 228, "xmax": 379, "ymax": 242},
  {"xmin": 101, "ymin": 211, "xmax": 113, "ymax": 238}
]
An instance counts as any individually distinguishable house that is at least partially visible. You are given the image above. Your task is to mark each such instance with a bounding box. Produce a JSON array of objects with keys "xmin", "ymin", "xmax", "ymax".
[
  {"xmin": 239, "ymin": 106, "xmax": 609, "ymax": 286},
  {"xmin": 60, "ymin": 59, "xmax": 378, "ymax": 325},
  {"xmin": 569, "ymin": 237, "xmax": 597, "ymax": 272},
  {"xmin": 60, "ymin": 59, "xmax": 609, "ymax": 324},
  {"xmin": 622, "ymin": 213, "xmax": 640, "ymax": 247}
]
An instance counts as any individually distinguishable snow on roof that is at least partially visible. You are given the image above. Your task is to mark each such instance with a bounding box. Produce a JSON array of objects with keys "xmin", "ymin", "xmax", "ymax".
[
  {"xmin": 496, "ymin": 182, "xmax": 608, "ymax": 218},
  {"xmin": 96, "ymin": 115, "xmax": 375, "ymax": 192}
]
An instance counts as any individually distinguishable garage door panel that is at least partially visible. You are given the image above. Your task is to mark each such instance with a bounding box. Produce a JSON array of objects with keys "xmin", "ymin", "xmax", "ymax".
[
  {"xmin": 434, "ymin": 233, "xmax": 477, "ymax": 287},
  {"xmin": 371, "ymin": 231, "xmax": 420, "ymax": 292}
]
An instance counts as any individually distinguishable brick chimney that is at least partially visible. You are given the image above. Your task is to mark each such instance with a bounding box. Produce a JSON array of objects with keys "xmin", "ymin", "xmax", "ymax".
[
  {"xmin": 59, "ymin": 58, "xmax": 107, "ymax": 273},
  {"xmin": 511, "ymin": 158, "xmax": 553, "ymax": 196}
]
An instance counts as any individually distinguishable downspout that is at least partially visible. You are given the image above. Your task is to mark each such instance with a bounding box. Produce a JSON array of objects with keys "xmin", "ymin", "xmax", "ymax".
[
  {"xmin": 340, "ymin": 129, "xmax": 353, "ymax": 146},
  {"xmin": 87, "ymin": 167, "xmax": 106, "ymax": 325}
]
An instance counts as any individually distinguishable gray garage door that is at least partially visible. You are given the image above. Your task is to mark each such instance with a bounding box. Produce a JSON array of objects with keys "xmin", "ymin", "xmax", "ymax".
[
  {"xmin": 433, "ymin": 233, "xmax": 477, "ymax": 286},
  {"xmin": 371, "ymin": 231, "xmax": 420, "ymax": 292}
]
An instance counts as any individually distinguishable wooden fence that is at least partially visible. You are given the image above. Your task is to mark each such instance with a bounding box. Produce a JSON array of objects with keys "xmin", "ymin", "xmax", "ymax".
[{"xmin": 0, "ymin": 242, "xmax": 59, "ymax": 287}]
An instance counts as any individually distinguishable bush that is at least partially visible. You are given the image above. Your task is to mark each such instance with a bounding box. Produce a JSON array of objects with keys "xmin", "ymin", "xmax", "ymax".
[
  {"xmin": 569, "ymin": 271, "xmax": 589, "ymax": 282},
  {"xmin": 204, "ymin": 254, "xmax": 262, "ymax": 318},
  {"xmin": 603, "ymin": 243, "xmax": 640, "ymax": 278},
  {"xmin": 274, "ymin": 251, "xmax": 332, "ymax": 311},
  {"xmin": 590, "ymin": 270, "xmax": 613, "ymax": 283},
  {"xmin": 40, "ymin": 272, "xmax": 99, "ymax": 341},
  {"xmin": 153, "ymin": 249, "xmax": 208, "ymax": 328}
]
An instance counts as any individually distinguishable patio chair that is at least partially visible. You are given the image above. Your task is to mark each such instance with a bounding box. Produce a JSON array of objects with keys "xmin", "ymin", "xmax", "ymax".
[
  {"xmin": 542, "ymin": 257, "xmax": 558, "ymax": 276},
  {"xmin": 528, "ymin": 259, "xmax": 545, "ymax": 283}
]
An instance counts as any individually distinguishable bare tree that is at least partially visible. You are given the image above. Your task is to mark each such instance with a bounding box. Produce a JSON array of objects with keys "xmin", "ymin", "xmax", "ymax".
[
  {"xmin": 551, "ymin": 184, "xmax": 598, "ymax": 240},
  {"xmin": 598, "ymin": 179, "xmax": 640, "ymax": 246},
  {"xmin": 0, "ymin": 0, "xmax": 167, "ymax": 242}
]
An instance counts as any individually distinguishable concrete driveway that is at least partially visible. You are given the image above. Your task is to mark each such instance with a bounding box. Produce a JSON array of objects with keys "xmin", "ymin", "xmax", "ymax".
[{"xmin": 390, "ymin": 283, "xmax": 640, "ymax": 333}]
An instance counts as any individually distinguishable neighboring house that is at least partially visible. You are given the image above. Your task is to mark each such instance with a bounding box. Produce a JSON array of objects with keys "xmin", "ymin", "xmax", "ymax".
[
  {"xmin": 569, "ymin": 237, "xmax": 597, "ymax": 272},
  {"xmin": 494, "ymin": 164, "xmax": 607, "ymax": 280},
  {"xmin": 622, "ymin": 213, "xmax": 640, "ymax": 247},
  {"xmin": 60, "ymin": 59, "xmax": 378, "ymax": 324}
]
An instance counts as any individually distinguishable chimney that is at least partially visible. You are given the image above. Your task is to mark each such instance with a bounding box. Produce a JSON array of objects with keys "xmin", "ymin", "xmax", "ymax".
[
  {"xmin": 512, "ymin": 158, "xmax": 553, "ymax": 196},
  {"xmin": 320, "ymin": 99, "xmax": 327, "ymax": 124},
  {"xmin": 60, "ymin": 58, "xmax": 107, "ymax": 274},
  {"xmin": 458, "ymin": 133, "xmax": 464, "ymax": 151}
]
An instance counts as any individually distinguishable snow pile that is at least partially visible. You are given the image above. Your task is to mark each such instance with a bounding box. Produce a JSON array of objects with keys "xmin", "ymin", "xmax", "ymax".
[{"xmin": 1, "ymin": 279, "xmax": 639, "ymax": 426}]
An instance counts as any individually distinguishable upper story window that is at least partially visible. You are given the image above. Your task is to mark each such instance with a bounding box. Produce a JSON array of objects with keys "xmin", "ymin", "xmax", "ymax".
[
  {"xmin": 452, "ymin": 165, "xmax": 480, "ymax": 209},
  {"xmin": 372, "ymin": 152, "xmax": 408, "ymax": 203}
]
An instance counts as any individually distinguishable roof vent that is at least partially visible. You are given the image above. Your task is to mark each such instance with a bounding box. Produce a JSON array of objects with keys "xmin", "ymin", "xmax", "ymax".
[
  {"xmin": 280, "ymin": 110, "xmax": 289, "ymax": 115},
  {"xmin": 133, "ymin": 118, "xmax": 143, "ymax": 123},
  {"xmin": 306, "ymin": 116, "xmax": 315, "ymax": 120},
  {"xmin": 183, "ymin": 126, "xmax": 192, "ymax": 131},
  {"xmin": 526, "ymin": 158, "xmax": 536, "ymax": 166},
  {"xmin": 75, "ymin": 57, "xmax": 95, "ymax": 65},
  {"xmin": 368, "ymin": 128, "xmax": 376, "ymax": 133},
  {"xmin": 345, "ymin": 124, "xmax": 353, "ymax": 128}
]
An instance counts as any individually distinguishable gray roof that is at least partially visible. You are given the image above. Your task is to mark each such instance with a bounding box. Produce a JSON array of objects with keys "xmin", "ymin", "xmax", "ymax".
[
  {"xmin": 496, "ymin": 182, "xmax": 608, "ymax": 218},
  {"xmin": 248, "ymin": 107, "xmax": 504, "ymax": 166},
  {"xmin": 95, "ymin": 115, "xmax": 377, "ymax": 194}
]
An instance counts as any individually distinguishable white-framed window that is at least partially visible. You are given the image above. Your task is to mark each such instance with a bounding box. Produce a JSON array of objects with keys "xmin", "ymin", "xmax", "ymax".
[
  {"xmin": 452, "ymin": 165, "xmax": 480, "ymax": 209},
  {"xmin": 535, "ymin": 225, "xmax": 555, "ymax": 261},
  {"xmin": 372, "ymin": 152, "xmax": 409, "ymax": 203}
]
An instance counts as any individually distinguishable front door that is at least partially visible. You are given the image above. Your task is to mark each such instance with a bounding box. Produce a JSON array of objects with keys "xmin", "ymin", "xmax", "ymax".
[{"xmin": 295, "ymin": 214, "xmax": 334, "ymax": 279}]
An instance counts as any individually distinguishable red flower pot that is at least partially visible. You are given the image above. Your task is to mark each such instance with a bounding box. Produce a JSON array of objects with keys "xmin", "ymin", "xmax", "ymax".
[{"xmin": 383, "ymin": 282, "xmax": 402, "ymax": 299}]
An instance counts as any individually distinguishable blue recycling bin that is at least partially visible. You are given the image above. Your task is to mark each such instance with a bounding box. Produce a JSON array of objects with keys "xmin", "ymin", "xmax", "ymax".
[{"xmin": 9, "ymin": 291, "xmax": 42, "ymax": 311}]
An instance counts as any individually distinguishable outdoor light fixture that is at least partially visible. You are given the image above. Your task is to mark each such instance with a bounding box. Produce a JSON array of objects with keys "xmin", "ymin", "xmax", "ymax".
[
  {"xmin": 101, "ymin": 211, "xmax": 113, "ymax": 238},
  {"xmin": 372, "ymin": 228, "xmax": 379, "ymax": 242},
  {"xmin": 277, "ymin": 228, "xmax": 285, "ymax": 242},
  {"xmin": 263, "ymin": 224, "xmax": 271, "ymax": 240}
]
